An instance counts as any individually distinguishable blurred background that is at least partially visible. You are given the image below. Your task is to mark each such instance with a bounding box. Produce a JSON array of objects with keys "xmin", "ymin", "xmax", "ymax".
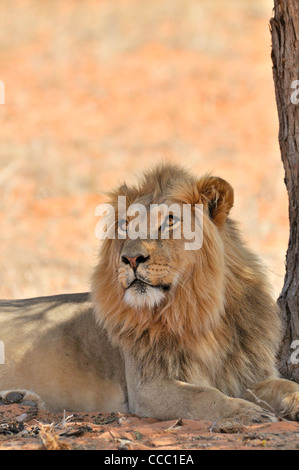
[{"xmin": 0, "ymin": 0, "xmax": 288, "ymax": 299}]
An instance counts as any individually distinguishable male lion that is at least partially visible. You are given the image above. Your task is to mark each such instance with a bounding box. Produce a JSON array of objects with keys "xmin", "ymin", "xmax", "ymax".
[{"xmin": 0, "ymin": 163, "xmax": 299, "ymax": 426}]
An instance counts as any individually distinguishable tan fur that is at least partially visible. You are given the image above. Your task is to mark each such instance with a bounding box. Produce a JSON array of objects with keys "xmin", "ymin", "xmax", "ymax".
[{"xmin": 1, "ymin": 163, "xmax": 299, "ymax": 424}]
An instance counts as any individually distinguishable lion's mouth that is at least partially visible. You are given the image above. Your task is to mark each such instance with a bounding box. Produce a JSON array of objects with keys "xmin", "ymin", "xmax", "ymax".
[
  {"xmin": 127, "ymin": 278, "xmax": 171, "ymax": 292},
  {"xmin": 124, "ymin": 278, "xmax": 171, "ymax": 309}
]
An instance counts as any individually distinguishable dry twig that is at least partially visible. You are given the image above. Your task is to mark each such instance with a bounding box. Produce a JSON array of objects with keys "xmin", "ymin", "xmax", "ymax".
[{"xmin": 39, "ymin": 423, "xmax": 71, "ymax": 450}]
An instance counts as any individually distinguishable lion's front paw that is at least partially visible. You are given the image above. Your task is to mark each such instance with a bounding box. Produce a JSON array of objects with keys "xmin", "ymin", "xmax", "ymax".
[
  {"xmin": 281, "ymin": 392, "xmax": 299, "ymax": 421},
  {"xmin": 216, "ymin": 397, "xmax": 277, "ymax": 431},
  {"xmin": 0, "ymin": 389, "xmax": 44, "ymax": 408},
  {"xmin": 235, "ymin": 402, "xmax": 276, "ymax": 424}
]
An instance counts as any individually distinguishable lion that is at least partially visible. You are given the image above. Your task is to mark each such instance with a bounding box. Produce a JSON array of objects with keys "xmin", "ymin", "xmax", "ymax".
[{"xmin": 0, "ymin": 163, "xmax": 299, "ymax": 426}]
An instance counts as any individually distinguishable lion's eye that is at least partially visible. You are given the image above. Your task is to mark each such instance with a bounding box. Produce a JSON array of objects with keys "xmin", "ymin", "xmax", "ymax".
[
  {"xmin": 161, "ymin": 215, "xmax": 180, "ymax": 231},
  {"xmin": 167, "ymin": 215, "xmax": 180, "ymax": 226},
  {"xmin": 118, "ymin": 219, "xmax": 128, "ymax": 234}
]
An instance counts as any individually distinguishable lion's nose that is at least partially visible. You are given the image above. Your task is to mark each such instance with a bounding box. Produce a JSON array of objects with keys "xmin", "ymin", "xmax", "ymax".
[{"xmin": 121, "ymin": 254, "xmax": 149, "ymax": 269}]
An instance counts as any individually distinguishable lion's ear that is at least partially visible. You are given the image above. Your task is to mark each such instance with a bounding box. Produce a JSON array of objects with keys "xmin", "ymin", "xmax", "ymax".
[{"xmin": 197, "ymin": 176, "xmax": 234, "ymax": 227}]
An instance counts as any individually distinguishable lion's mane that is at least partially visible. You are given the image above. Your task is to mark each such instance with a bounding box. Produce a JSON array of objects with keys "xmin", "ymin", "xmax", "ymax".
[{"xmin": 91, "ymin": 164, "xmax": 280, "ymax": 397}]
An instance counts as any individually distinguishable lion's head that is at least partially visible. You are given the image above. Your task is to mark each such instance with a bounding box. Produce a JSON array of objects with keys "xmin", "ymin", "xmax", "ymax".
[
  {"xmin": 113, "ymin": 164, "xmax": 233, "ymax": 311},
  {"xmin": 92, "ymin": 164, "xmax": 236, "ymax": 346}
]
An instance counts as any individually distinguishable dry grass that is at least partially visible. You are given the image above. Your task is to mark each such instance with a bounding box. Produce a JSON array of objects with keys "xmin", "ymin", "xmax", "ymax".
[{"xmin": 39, "ymin": 423, "xmax": 71, "ymax": 450}]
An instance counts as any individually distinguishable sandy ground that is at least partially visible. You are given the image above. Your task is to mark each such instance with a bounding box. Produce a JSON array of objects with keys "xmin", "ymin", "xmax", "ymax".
[
  {"xmin": 0, "ymin": 405, "xmax": 299, "ymax": 451},
  {"xmin": 0, "ymin": 0, "xmax": 295, "ymax": 451}
]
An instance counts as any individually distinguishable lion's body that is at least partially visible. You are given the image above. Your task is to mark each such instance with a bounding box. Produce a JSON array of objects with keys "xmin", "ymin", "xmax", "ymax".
[
  {"xmin": 0, "ymin": 294, "xmax": 126, "ymax": 412},
  {"xmin": 1, "ymin": 163, "xmax": 299, "ymax": 424}
]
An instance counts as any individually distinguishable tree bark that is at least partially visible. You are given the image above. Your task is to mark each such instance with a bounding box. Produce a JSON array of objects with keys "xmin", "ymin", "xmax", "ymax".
[{"xmin": 270, "ymin": 1, "xmax": 299, "ymax": 382}]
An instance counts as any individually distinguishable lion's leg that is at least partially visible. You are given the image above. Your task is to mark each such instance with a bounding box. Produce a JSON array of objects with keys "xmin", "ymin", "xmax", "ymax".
[
  {"xmin": 0, "ymin": 389, "xmax": 44, "ymax": 408},
  {"xmin": 244, "ymin": 378, "xmax": 299, "ymax": 420},
  {"xmin": 130, "ymin": 378, "xmax": 277, "ymax": 426},
  {"xmin": 124, "ymin": 353, "xmax": 277, "ymax": 426}
]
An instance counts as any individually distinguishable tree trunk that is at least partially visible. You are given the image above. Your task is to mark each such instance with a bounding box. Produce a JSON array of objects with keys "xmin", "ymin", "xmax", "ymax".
[{"xmin": 270, "ymin": 1, "xmax": 299, "ymax": 382}]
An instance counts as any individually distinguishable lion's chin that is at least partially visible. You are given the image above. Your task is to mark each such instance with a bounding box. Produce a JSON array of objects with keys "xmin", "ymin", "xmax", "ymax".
[{"xmin": 124, "ymin": 280, "xmax": 167, "ymax": 310}]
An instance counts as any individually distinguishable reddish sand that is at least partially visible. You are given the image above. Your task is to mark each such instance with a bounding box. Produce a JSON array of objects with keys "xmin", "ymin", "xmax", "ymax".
[{"xmin": 0, "ymin": 405, "xmax": 299, "ymax": 450}]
